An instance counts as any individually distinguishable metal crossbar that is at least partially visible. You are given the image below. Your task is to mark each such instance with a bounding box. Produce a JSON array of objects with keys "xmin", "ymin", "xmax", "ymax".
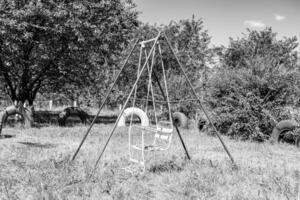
[{"xmin": 139, "ymin": 37, "xmax": 157, "ymax": 45}]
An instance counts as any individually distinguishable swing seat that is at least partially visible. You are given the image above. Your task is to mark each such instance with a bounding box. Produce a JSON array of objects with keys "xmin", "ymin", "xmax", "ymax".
[
  {"xmin": 132, "ymin": 121, "xmax": 173, "ymax": 151},
  {"xmin": 157, "ymin": 121, "xmax": 173, "ymax": 134},
  {"xmin": 124, "ymin": 38, "xmax": 175, "ymax": 174}
]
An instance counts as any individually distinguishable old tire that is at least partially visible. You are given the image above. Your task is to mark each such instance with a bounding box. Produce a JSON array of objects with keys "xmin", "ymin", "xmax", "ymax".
[
  {"xmin": 270, "ymin": 119, "xmax": 299, "ymax": 144},
  {"xmin": 117, "ymin": 107, "xmax": 149, "ymax": 127},
  {"xmin": 0, "ymin": 105, "xmax": 24, "ymax": 135},
  {"xmin": 296, "ymin": 137, "xmax": 300, "ymax": 147},
  {"xmin": 173, "ymin": 112, "xmax": 188, "ymax": 129},
  {"xmin": 58, "ymin": 107, "xmax": 89, "ymax": 126},
  {"xmin": 198, "ymin": 118, "xmax": 206, "ymax": 131}
]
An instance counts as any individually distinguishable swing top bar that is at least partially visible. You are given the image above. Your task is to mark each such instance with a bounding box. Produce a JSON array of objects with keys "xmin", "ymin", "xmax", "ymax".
[{"xmin": 139, "ymin": 37, "xmax": 161, "ymax": 46}]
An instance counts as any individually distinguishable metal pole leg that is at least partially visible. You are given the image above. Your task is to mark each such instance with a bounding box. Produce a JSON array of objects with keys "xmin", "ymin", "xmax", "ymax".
[
  {"xmin": 163, "ymin": 33, "xmax": 236, "ymax": 167},
  {"xmin": 71, "ymin": 39, "xmax": 140, "ymax": 161},
  {"xmin": 152, "ymin": 69, "xmax": 191, "ymax": 160},
  {"xmin": 88, "ymin": 33, "xmax": 161, "ymax": 178}
]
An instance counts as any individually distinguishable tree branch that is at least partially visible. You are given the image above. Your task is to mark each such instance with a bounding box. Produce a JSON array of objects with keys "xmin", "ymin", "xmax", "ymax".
[
  {"xmin": 29, "ymin": 41, "xmax": 68, "ymax": 89},
  {"xmin": 0, "ymin": 55, "xmax": 16, "ymax": 99}
]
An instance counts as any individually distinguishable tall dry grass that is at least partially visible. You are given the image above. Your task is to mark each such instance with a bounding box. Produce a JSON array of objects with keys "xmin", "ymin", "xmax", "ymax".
[{"xmin": 0, "ymin": 125, "xmax": 299, "ymax": 199}]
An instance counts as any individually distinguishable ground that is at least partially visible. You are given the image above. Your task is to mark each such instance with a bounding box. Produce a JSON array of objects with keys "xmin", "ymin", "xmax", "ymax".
[{"xmin": 0, "ymin": 125, "xmax": 299, "ymax": 200}]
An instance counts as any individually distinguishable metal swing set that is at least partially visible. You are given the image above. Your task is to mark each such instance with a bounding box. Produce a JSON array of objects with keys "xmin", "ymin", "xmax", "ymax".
[
  {"xmin": 124, "ymin": 37, "xmax": 174, "ymax": 173},
  {"xmin": 71, "ymin": 31, "xmax": 236, "ymax": 176}
]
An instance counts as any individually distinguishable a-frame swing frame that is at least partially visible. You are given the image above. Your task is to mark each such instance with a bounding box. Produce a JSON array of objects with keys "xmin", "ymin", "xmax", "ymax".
[{"xmin": 71, "ymin": 31, "xmax": 236, "ymax": 176}]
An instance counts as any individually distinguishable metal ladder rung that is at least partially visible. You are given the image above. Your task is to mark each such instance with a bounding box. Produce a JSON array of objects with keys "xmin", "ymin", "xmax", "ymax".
[
  {"xmin": 155, "ymin": 134, "xmax": 170, "ymax": 140},
  {"xmin": 131, "ymin": 144, "xmax": 143, "ymax": 150},
  {"xmin": 124, "ymin": 164, "xmax": 145, "ymax": 174},
  {"xmin": 130, "ymin": 158, "xmax": 144, "ymax": 165},
  {"xmin": 144, "ymin": 145, "xmax": 162, "ymax": 151},
  {"xmin": 158, "ymin": 128, "xmax": 173, "ymax": 134}
]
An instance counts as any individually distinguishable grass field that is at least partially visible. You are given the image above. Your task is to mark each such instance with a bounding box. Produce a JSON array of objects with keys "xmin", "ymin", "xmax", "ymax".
[{"xmin": 0, "ymin": 125, "xmax": 299, "ymax": 200}]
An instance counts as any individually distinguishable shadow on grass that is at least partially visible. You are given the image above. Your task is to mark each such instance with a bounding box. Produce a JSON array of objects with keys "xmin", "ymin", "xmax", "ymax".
[
  {"xmin": 18, "ymin": 141, "xmax": 58, "ymax": 148},
  {"xmin": 149, "ymin": 160, "xmax": 186, "ymax": 173}
]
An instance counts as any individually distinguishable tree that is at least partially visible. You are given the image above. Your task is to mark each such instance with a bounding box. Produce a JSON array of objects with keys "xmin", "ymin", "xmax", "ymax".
[
  {"xmin": 0, "ymin": 0, "xmax": 138, "ymax": 125},
  {"xmin": 162, "ymin": 16, "xmax": 214, "ymax": 117},
  {"xmin": 208, "ymin": 28, "xmax": 300, "ymax": 141},
  {"xmin": 223, "ymin": 27, "xmax": 298, "ymax": 69}
]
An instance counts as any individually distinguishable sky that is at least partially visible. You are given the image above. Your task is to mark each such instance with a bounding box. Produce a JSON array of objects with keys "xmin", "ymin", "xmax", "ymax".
[{"xmin": 133, "ymin": 0, "xmax": 300, "ymax": 50}]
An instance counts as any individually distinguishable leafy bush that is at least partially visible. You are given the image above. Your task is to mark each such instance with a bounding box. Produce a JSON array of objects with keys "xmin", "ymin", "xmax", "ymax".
[
  {"xmin": 208, "ymin": 60, "xmax": 299, "ymax": 141},
  {"xmin": 206, "ymin": 28, "xmax": 300, "ymax": 142}
]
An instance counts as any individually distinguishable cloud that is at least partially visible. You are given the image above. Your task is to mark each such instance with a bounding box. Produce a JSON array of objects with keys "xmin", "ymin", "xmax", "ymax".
[
  {"xmin": 274, "ymin": 14, "xmax": 286, "ymax": 21},
  {"xmin": 244, "ymin": 20, "xmax": 266, "ymax": 28}
]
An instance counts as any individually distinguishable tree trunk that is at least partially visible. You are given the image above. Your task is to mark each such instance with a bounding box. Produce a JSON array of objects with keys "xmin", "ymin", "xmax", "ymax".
[
  {"xmin": 17, "ymin": 101, "xmax": 34, "ymax": 128},
  {"xmin": 0, "ymin": 110, "xmax": 4, "ymax": 135}
]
